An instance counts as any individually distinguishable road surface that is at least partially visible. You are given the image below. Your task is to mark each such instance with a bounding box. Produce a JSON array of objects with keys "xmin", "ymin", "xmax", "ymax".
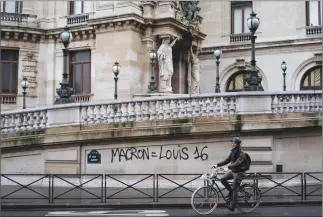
[{"xmin": 2, "ymin": 204, "xmax": 321, "ymax": 217}]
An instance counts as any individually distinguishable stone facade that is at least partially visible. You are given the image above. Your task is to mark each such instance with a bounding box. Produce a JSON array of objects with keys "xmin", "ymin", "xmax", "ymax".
[
  {"xmin": 198, "ymin": 1, "xmax": 322, "ymax": 92},
  {"xmin": 1, "ymin": 1, "xmax": 206, "ymax": 111},
  {"xmin": 2, "ymin": 1, "xmax": 321, "ymax": 111}
]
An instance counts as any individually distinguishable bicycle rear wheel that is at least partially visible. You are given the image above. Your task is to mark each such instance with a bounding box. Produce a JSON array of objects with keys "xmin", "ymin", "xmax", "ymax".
[
  {"xmin": 191, "ymin": 186, "xmax": 219, "ymax": 215},
  {"xmin": 236, "ymin": 183, "xmax": 261, "ymax": 213}
]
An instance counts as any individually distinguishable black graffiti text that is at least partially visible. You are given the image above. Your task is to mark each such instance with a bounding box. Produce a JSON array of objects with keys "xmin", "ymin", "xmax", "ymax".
[
  {"xmin": 193, "ymin": 146, "xmax": 208, "ymax": 161},
  {"xmin": 111, "ymin": 147, "xmax": 150, "ymax": 163},
  {"xmin": 159, "ymin": 145, "xmax": 189, "ymax": 160}
]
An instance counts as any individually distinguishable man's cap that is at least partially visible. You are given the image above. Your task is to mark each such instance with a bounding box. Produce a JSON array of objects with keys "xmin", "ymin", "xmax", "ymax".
[{"xmin": 231, "ymin": 137, "xmax": 241, "ymax": 143}]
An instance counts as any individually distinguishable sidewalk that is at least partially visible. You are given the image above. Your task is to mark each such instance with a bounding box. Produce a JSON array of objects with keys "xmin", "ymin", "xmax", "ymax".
[{"xmin": 1, "ymin": 184, "xmax": 321, "ymax": 209}]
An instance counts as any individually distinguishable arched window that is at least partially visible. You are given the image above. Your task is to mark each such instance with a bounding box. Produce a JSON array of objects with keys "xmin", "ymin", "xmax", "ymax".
[
  {"xmin": 300, "ymin": 65, "xmax": 322, "ymax": 90},
  {"xmin": 226, "ymin": 71, "xmax": 246, "ymax": 92}
]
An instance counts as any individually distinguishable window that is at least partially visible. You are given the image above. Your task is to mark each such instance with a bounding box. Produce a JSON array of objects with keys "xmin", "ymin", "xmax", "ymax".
[
  {"xmin": 69, "ymin": 1, "xmax": 89, "ymax": 15},
  {"xmin": 0, "ymin": 1, "xmax": 23, "ymax": 13},
  {"xmin": 0, "ymin": 50, "xmax": 19, "ymax": 95},
  {"xmin": 226, "ymin": 71, "xmax": 246, "ymax": 92},
  {"xmin": 306, "ymin": 1, "xmax": 322, "ymax": 26},
  {"xmin": 69, "ymin": 50, "xmax": 91, "ymax": 95},
  {"xmin": 231, "ymin": 1, "xmax": 252, "ymax": 34},
  {"xmin": 300, "ymin": 66, "xmax": 322, "ymax": 90}
]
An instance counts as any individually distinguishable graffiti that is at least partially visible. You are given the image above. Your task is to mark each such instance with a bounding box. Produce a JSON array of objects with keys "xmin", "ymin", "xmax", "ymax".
[{"xmin": 110, "ymin": 145, "xmax": 208, "ymax": 163}]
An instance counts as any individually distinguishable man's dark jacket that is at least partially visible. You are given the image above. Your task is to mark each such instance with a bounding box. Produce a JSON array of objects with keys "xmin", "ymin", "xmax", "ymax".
[{"xmin": 217, "ymin": 148, "xmax": 249, "ymax": 173}]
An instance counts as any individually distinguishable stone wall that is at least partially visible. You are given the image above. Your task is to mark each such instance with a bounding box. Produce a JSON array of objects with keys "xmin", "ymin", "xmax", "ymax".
[{"xmin": 1, "ymin": 129, "xmax": 321, "ymax": 175}]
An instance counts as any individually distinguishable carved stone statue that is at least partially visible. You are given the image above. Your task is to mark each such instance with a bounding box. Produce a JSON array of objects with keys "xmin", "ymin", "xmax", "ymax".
[
  {"xmin": 188, "ymin": 46, "xmax": 200, "ymax": 94},
  {"xmin": 157, "ymin": 37, "xmax": 179, "ymax": 92}
]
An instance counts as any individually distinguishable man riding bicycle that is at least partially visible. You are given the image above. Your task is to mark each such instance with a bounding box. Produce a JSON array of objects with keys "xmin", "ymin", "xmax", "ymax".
[{"xmin": 212, "ymin": 137, "xmax": 249, "ymax": 211}]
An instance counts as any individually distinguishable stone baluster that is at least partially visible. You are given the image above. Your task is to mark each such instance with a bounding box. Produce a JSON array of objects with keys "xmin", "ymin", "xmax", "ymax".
[
  {"xmin": 108, "ymin": 104, "xmax": 115, "ymax": 123},
  {"xmin": 298, "ymin": 95, "xmax": 304, "ymax": 112},
  {"xmin": 222, "ymin": 97, "xmax": 228, "ymax": 115},
  {"xmin": 142, "ymin": 102, "xmax": 149, "ymax": 121},
  {"xmin": 88, "ymin": 106, "xmax": 95, "ymax": 124},
  {"xmin": 40, "ymin": 110, "xmax": 47, "ymax": 128},
  {"xmin": 201, "ymin": 98, "xmax": 207, "ymax": 117},
  {"xmin": 283, "ymin": 96, "xmax": 289, "ymax": 113},
  {"xmin": 288, "ymin": 95, "xmax": 295, "ymax": 113},
  {"xmin": 34, "ymin": 111, "xmax": 41, "ymax": 130},
  {"xmin": 102, "ymin": 105, "xmax": 108, "ymax": 123},
  {"xmin": 192, "ymin": 98, "xmax": 199, "ymax": 117},
  {"xmin": 135, "ymin": 102, "xmax": 143, "ymax": 122},
  {"xmin": 128, "ymin": 103, "xmax": 136, "ymax": 121},
  {"xmin": 115, "ymin": 104, "xmax": 122, "ymax": 123},
  {"xmin": 215, "ymin": 97, "xmax": 221, "ymax": 115},
  {"xmin": 271, "ymin": 95, "xmax": 277, "ymax": 113},
  {"xmin": 2, "ymin": 115, "xmax": 9, "ymax": 133},
  {"xmin": 206, "ymin": 98, "xmax": 213, "ymax": 117},
  {"xmin": 303, "ymin": 95, "xmax": 309, "ymax": 112},
  {"xmin": 171, "ymin": 100, "xmax": 179, "ymax": 119},
  {"xmin": 7, "ymin": 114, "xmax": 15, "ymax": 133},
  {"xmin": 164, "ymin": 100, "xmax": 171, "ymax": 119},
  {"xmin": 27, "ymin": 112, "xmax": 34, "ymax": 130},
  {"xmin": 293, "ymin": 95, "xmax": 299, "ymax": 112},
  {"xmin": 121, "ymin": 103, "xmax": 129, "ymax": 122},
  {"xmin": 21, "ymin": 113, "xmax": 28, "ymax": 131},
  {"xmin": 313, "ymin": 94, "xmax": 319, "ymax": 112},
  {"xmin": 149, "ymin": 101, "xmax": 156, "ymax": 121},
  {"xmin": 276, "ymin": 96, "xmax": 283, "ymax": 113},
  {"xmin": 229, "ymin": 97, "xmax": 236, "ymax": 115},
  {"xmin": 14, "ymin": 113, "xmax": 22, "ymax": 132},
  {"xmin": 95, "ymin": 105, "xmax": 102, "ymax": 124},
  {"xmin": 157, "ymin": 101, "xmax": 164, "ymax": 120},
  {"xmin": 186, "ymin": 99, "xmax": 193, "ymax": 118},
  {"xmin": 317, "ymin": 95, "xmax": 322, "ymax": 111},
  {"xmin": 81, "ymin": 107, "xmax": 89, "ymax": 125}
]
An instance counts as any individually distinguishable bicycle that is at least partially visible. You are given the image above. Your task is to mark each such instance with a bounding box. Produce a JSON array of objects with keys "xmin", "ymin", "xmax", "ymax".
[{"xmin": 191, "ymin": 167, "xmax": 261, "ymax": 215}]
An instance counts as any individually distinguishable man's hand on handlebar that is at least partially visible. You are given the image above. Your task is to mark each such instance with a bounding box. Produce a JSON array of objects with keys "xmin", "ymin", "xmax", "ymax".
[{"xmin": 211, "ymin": 165, "xmax": 218, "ymax": 169}]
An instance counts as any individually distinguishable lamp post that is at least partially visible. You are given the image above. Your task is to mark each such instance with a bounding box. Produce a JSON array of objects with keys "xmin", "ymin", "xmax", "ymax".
[
  {"xmin": 112, "ymin": 61, "xmax": 121, "ymax": 100},
  {"xmin": 281, "ymin": 61, "xmax": 287, "ymax": 91},
  {"xmin": 244, "ymin": 11, "xmax": 264, "ymax": 91},
  {"xmin": 148, "ymin": 50, "xmax": 157, "ymax": 93},
  {"xmin": 20, "ymin": 77, "xmax": 29, "ymax": 109},
  {"xmin": 54, "ymin": 26, "xmax": 76, "ymax": 104},
  {"xmin": 214, "ymin": 48, "xmax": 221, "ymax": 92}
]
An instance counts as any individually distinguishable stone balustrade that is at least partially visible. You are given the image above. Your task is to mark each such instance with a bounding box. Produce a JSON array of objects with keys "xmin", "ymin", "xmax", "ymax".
[{"xmin": 1, "ymin": 91, "xmax": 321, "ymax": 135}]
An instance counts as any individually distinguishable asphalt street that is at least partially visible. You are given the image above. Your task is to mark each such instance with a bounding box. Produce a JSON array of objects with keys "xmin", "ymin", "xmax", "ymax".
[{"xmin": 2, "ymin": 205, "xmax": 322, "ymax": 217}]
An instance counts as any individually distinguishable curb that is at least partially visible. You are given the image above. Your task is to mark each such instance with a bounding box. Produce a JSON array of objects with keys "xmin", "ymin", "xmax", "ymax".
[{"xmin": 2, "ymin": 200, "xmax": 321, "ymax": 210}]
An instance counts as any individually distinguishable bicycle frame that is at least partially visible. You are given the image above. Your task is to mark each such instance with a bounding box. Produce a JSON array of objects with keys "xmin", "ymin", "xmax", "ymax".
[{"xmin": 206, "ymin": 177, "xmax": 231, "ymax": 204}]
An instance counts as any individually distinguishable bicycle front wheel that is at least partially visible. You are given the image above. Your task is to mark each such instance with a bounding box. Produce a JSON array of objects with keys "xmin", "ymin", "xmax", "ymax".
[
  {"xmin": 191, "ymin": 186, "xmax": 219, "ymax": 215},
  {"xmin": 236, "ymin": 183, "xmax": 261, "ymax": 213}
]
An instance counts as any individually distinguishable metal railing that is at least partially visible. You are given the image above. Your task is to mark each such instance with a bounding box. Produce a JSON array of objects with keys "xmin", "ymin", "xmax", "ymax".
[
  {"xmin": 105, "ymin": 174, "xmax": 155, "ymax": 202},
  {"xmin": 1, "ymin": 172, "xmax": 321, "ymax": 204}
]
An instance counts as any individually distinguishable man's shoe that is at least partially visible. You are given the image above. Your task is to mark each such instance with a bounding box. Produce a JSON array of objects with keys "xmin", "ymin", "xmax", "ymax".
[{"xmin": 225, "ymin": 204, "xmax": 235, "ymax": 212}]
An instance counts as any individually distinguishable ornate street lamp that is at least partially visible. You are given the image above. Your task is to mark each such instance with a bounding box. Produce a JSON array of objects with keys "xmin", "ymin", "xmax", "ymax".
[
  {"xmin": 20, "ymin": 77, "xmax": 29, "ymax": 109},
  {"xmin": 148, "ymin": 49, "xmax": 157, "ymax": 93},
  {"xmin": 54, "ymin": 26, "xmax": 76, "ymax": 104},
  {"xmin": 281, "ymin": 61, "xmax": 287, "ymax": 91},
  {"xmin": 214, "ymin": 47, "xmax": 221, "ymax": 92},
  {"xmin": 112, "ymin": 61, "xmax": 121, "ymax": 100},
  {"xmin": 244, "ymin": 11, "xmax": 264, "ymax": 91}
]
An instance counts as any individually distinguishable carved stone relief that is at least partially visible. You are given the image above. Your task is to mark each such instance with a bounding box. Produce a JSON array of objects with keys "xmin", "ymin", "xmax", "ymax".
[{"xmin": 21, "ymin": 51, "xmax": 38, "ymax": 97}]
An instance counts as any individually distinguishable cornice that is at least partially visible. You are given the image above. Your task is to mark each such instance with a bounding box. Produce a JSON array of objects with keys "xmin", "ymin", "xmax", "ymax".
[
  {"xmin": 0, "ymin": 13, "xmax": 207, "ymax": 43},
  {"xmin": 199, "ymin": 37, "xmax": 322, "ymax": 60}
]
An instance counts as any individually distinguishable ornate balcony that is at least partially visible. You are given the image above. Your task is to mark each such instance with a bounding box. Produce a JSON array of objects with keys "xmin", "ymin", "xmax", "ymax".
[
  {"xmin": 305, "ymin": 26, "xmax": 322, "ymax": 36},
  {"xmin": 230, "ymin": 33, "xmax": 251, "ymax": 43},
  {"xmin": 67, "ymin": 13, "xmax": 89, "ymax": 26},
  {"xmin": 1, "ymin": 91, "xmax": 321, "ymax": 135},
  {"xmin": 0, "ymin": 12, "xmax": 37, "ymax": 26}
]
